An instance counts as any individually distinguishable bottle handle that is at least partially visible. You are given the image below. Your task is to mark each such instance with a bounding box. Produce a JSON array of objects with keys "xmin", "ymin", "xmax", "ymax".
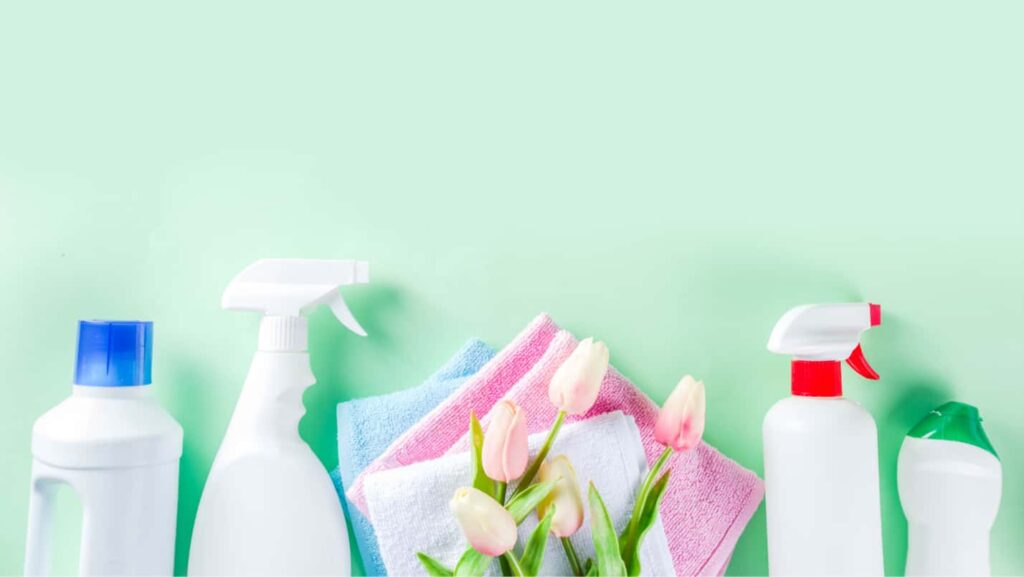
[{"xmin": 24, "ymin": 467, "xmax": 58, "ymax": 576}]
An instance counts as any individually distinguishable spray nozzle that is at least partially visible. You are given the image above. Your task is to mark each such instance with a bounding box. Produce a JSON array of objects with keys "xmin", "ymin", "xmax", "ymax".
[
  {"xmin": 768, "ymin": 303, "xmax": 882, "ymax": 396},
  {"xmin": 223, "ymin": 259, "xmax": 370, "ymax": 348}
]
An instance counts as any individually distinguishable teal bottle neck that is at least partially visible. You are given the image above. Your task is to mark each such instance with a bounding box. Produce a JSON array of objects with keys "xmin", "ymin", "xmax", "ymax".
[{"xmin": 907, "ymin": 401, "xmax": 998, "ymax": 460}]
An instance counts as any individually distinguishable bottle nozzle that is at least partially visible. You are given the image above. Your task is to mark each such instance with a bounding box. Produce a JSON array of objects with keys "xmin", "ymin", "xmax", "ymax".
[
  {"xmin": 769, "ymin": 302, "xmax": 883, "ymax": 397},
  {"xmin": 327, "ymin": 294, "xmax": 367, "ymax": 336},
  {"xmin": 845, "ymin": 344, "xmax": 879, "ymax": 380},
  {"xmin": 223, "ymin": 259, "xmax": 371, "ymax": 348}
]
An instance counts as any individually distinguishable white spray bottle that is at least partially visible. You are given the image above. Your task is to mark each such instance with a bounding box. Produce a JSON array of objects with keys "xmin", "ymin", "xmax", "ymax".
[
  {"xmin": 899, "ymin": 401, "xmax": 1001, "ymax": 576},
  {"xmin": 763, "ymin": 303, "xmax": 885, "ymax": 576},
  {"xmin": 188, "ymin": 259, "xmax": 369, "ymax": 576}
]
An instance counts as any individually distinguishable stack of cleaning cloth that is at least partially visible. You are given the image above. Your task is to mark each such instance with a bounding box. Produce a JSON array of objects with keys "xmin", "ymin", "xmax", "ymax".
[
  {"xmin": 365, "ymin": 412, "xmax": 674, "ymax": 576},
  {"xmin": 334, "ymin": 340, "xmax": 496, "ymax": 576},
  {"xmin": 338, "ymin": 314, "xmax": 764, "ymax": 576}
]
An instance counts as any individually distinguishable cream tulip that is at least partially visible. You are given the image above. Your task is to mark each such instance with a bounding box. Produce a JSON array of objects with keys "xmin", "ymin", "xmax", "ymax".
[
  {"xmin": 537, "ymin": 455, "xmax": 585, "ymax": 538},
  {"xmin": 449, "ymin": 487, "xmax": 518, "ymax": 557},
  {"xmin": 548, "ymin": 338, "xmax": 609, "ymax": 415},
  {"xmin": 481, "ymin": 401, "xmax": 529, "ymax": 482}
]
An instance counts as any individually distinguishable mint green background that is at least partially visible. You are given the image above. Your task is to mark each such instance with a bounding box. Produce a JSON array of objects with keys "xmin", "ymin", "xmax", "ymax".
[{"xmin": 2, "ymin": 2, "xmax": 1022, "ymax": 575}]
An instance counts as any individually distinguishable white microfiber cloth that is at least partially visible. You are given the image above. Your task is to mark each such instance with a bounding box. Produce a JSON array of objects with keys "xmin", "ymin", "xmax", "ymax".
[{"xmin": 363, "ymin": 411, "xmax": 675, "ymax": 576}]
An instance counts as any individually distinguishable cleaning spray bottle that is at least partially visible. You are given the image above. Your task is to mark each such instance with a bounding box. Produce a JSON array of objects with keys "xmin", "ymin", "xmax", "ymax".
[
  {"xmin": 188, "ymin": 259, "xmax": 369, "ymax": 576},
  {"xmin": 898, "ymin": 401, "xmax": 1001, "ymax": 576},
  {"xmin": 763, "ymin": 303, "xmax": 884, "ymax": 576},
  {"xmin": 25, "ymin": 321, "xmax": 182, "ymax": 576}
]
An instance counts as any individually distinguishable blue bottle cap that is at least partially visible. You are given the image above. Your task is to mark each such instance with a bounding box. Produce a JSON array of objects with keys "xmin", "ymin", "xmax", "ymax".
[{"xmin": 74, "ymin": 321, "xmax": 153, "ymax": 386}]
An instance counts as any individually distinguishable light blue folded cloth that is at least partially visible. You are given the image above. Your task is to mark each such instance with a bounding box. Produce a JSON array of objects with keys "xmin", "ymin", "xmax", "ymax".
[{"xmin": 332, "ymin": 339, "xmax": 496, "ymax": 576}]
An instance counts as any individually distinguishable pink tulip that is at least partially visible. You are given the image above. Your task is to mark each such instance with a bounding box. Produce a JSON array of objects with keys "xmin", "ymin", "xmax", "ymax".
[
  {"xmin": 449, "ymin": 487, "xmax": 518, "ymax": 557},
  {"xmin": 538, "ymin": 455, "xmax": 585, "ymax": 537},
  {"xmin": 481, "ymin": 401, "xmax": 529, "ymax": 482},
  {"xmin": 548, "ymin": 338, "xmax": 610, "ymax": 415},
  {"xmin": 654, "ymin": 375, "xmax": 706, "ymax": 451}
]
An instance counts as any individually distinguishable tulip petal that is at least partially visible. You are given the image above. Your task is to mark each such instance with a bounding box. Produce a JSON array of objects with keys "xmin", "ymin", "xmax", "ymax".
[
  {"xmin": 450, "ymin": 487, "xmax": 518, "ymax": 557},
  {"xmin": 654, "ymin": 376, "xmax": 706, "ymax": 451},
  {"xmin": 482, "ymin": 401, "xmax": 529, "ymax": 482},
  {"xmin": 548, "ymin": 338, "xmax": 610, "ymax": 415},
  {"xmin": 538, "ymin": 455, "xmax": 585, "ymax": 538}
]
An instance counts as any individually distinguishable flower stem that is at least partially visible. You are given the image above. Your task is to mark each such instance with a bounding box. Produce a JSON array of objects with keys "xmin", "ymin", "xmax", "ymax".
[
  {"xmin": 495, "ymin": 481, "xmax": 510, "ymax": 577},
  {"xmin": 621, "ymin": 446, "xmax": 674, "ymax": 570},
  {"xmin": 561, "ymin": 537, "xmax": 584, "ymax": 577},
  {"xmin": 498, "ymin": 554, "xmax": 513, "ymax": 576},
  {"xmin": 502, "ymin": 552, "xmax": 525, "ymax": 577},
  {"xmin": 511, "ymin": 411, "xmax": 566, "ymax": 498}
]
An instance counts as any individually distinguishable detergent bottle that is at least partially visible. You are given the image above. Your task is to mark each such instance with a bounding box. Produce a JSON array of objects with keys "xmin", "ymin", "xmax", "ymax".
[
  {"xmin": 899, "ymin": 401, "xmax": 1001, "ymax": 576},
  {"xmin": 25, "ymin": 321, "xmax": 182, "ymax": 576},
  {"xmin": 763, "ymin": 303, "xmax": 884, "ymax": 576},
  {"xmin": 188, "ymin": 259, "xmax": 369, "ymax": 576}
]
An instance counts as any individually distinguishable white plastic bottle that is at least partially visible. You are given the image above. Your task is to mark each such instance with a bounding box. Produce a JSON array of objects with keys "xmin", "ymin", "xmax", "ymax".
[
  {"xmin": 25, "ymin": 321, "xmax": 183, "ymax": 576},
  {"xmin": 188, "ymin": 259, "xmax": 369, "ymax": 576},
  {"xmin": 899, "ymin": 402, "xmax": 1001, "ymax": 576},
  {"xmin": 763, "ymin": 303, "xmax": 885, "ymax": 576}
]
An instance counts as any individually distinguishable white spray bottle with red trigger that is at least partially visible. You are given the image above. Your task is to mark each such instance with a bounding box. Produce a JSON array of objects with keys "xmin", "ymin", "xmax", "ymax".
[
  {"xmin": 189, "ymin": 259, "xmax": 369, "ymax": 576},
  {"xmin": 763, "ymin": 303, "xmax": 885, "ymax": 576}
]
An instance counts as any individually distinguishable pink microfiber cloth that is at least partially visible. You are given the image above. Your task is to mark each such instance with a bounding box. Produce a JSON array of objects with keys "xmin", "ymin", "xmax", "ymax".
[
  {"xmin": 349, "ymin": 314, "xmax": 763, "ymax": 576},
  {"xmin": 347, "ymin": 314, "xmax": 560, "ymax": 514}
]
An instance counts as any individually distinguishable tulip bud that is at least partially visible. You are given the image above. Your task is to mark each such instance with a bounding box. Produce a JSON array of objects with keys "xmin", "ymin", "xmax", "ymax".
[
  {"xmin": 450, "ymin": 487, "xmax": 518, "ymax": 557},
  {"xmin": 481, "ymin": 401, "xmax": 529, "ymax": 482},
  {"xmin": 654, "ymin": 375, "xmax": 706, "ymax": 451},
  {"xmin": 548, "ymin": 338, "xmax": 609, "ymax": 415},
  {"xmin": 538, "ymin": 455, "xmax": 585, "ymax": 538}
]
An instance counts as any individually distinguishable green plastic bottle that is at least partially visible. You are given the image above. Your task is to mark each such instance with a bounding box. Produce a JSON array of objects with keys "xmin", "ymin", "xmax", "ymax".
[{"xmin": 897, "ymin": 402, "xmax": 1001, "ymax": 576}]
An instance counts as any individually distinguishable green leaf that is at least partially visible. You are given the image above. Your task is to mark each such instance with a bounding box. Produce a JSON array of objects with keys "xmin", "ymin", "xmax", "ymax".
[
  {"xmin": 624, "ymin": 470, "xmax": 671, "ymax": 576},
  {"xmin": 511, "ymin": 411, "xmax": 566, "ymax": 497},
  {"xmin": 630, "ymin": 471, "xmax": 671, "ymax": 573},
  {"xmin": 454, "ymin": 547, "xmax": 493, "ymax": 577},
  {"xmin": 503, "ymin": 552, "xmax": 526, "ymax": 577},
  {"xmin": 619, "ymin": 447, "xmax": 673, "ymax": 573},
  {"xmin": 417, "ymin": 552, "xmax": 455, "ymax": 576},
  {"xmin": 520, "ymin": 506, "xmax": 555, "ymax": 576},
  {"xmin": 506, "ymin": 480, "xmax": 557, "ymax": 524},
  {"xmin": 588, "ymin": 483, "xmax": 627, "ymax": 577},
  {"xmin": 470, "ymin": 412, "xmax": 495, "ymax": 497},
  {"xmin": 584, "ymin": 558, "xmax": 594, "ymax": 575},
  {"xmin": 585, "ymin": 560, "xmax": 598, "ymax": 576}
]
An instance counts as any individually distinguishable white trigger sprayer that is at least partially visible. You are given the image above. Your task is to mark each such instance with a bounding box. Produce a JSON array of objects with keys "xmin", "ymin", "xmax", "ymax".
[
  {"xmin": 222, "ymin": 258, "xmax": 370, "ymax": 344},
  {"xmin": 189, "ymin": 259, "xmax": 369, "ymax": 576}
]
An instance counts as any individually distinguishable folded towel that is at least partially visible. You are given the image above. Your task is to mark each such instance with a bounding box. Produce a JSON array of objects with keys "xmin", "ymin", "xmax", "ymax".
[
  {"xmin": 348, "ymin": 314, "xmax": 559, "ymax": 515},
  {"xmin": 334, "ymin": 339, "xmax": 497, "ymax": 576},
  {"xmin": 450, "ymin": 331, "xmax": 765, "ymax": 577},
  {"xmin": 364, "ymin": 412, "xmax": 675, "ymax": 576}
]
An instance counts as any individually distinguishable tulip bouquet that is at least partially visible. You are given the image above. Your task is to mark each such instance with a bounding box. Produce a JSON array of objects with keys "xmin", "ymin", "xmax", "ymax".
[{"xmin": 417, "ymin": 339, "xmax": 706, "ymax": 577}]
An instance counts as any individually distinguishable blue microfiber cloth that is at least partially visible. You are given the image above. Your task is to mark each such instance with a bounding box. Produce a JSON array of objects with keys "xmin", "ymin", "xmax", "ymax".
[{"xmin": 332, "ymin": 339, "xmax": 496, "ymax": 576}]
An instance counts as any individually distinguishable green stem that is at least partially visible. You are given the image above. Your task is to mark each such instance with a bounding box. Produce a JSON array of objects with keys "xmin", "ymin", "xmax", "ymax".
[
  {"xmin": 498, "ymin": 554, "xmax": 513, "ymax": 577},
  {"xmin": 511, "ymin": 411, "xmax": 566, "ymax": 498},
  {"xmin": 497, "ymin": 481, "xmax": 509, "ymax": 573},
  {"xmin": 622, "ymin": 446, "xmax": 673, "ymax": 570},
  {"xmin": 495, "ymin": 480, "xmax": 510, "ymax": 576},
  {"xmin": 502, "ymin": 552, "xmax": 525, "ymax": 577},
  {"xmin": 561, "ymin": 537, "xmax": 584, "ymax": 577}
]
